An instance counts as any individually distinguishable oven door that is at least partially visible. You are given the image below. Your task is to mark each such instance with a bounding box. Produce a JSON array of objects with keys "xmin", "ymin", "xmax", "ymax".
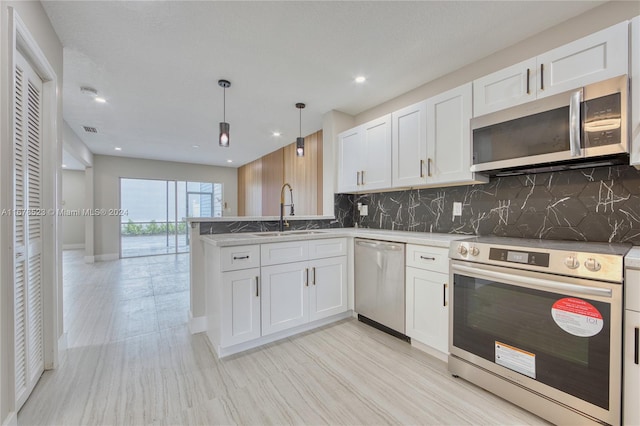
[{"xmin": 450, "ymin": 261, "xmax": 622, "ymax": 424}]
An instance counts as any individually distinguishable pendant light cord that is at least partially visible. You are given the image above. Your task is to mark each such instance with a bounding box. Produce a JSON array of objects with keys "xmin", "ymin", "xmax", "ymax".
[
  {"xmin": 299, "ymin": 107, "xmax": 302, "ymax": 137},
  {"xmin": 223, "ymin": 87, "xmax": 226, "ymax": 123}
]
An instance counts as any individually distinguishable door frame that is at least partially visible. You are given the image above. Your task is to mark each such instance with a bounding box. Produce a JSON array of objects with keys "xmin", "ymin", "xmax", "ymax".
[{"xmin": 1, "ymin": 7, "xmax": 61, "ymax": 418}]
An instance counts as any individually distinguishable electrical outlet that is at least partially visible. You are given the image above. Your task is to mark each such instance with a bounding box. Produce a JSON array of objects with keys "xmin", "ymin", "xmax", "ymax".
[
  {"xmin": 453, "ymin": 202, "xmax": 462, "ymax": 217},
  {"xmin": 360, "ymin": 205, "xmax": 368, "ymax": 216}
]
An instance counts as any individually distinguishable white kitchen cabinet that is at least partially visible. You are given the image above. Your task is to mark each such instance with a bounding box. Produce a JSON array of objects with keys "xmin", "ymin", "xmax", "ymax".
[
  {"xmin": 336, "ymin": 115, "xmax": 392, "ymax": 193},
  {"xmin": 392, "ymin": 101, "xmax": 428, "ymax": 188},
  {"xmin": 309, "ymin": 256, "xmax": 348, "ymax": 321},
  {"xmin": 221, "ymin": 268, "xmax": 261, "ymax": 346},
  {"xmin": 261, "ymin": 261, "xmax": 309, "ymax": 336},
  {"xmin": 631, "ymin": 16, "xmax": 640, "ymax": 168},
  {"xmin": 473, "ymin": 58, "xmax": 537, "ymax": 117},
  {"xmin": 405, "ymin": 244, "xmax": 449, "ymax": 359},
  {"xmin": 624, "ymin": 310, "xmax": 640, "ymax": 426},
  {"xmin": 473, "ymin": 21, "xmax": 628, "ymax": 117},
  {"xmin": 427, "ymin": 83, "xmax": 487, "ymax": 186}
]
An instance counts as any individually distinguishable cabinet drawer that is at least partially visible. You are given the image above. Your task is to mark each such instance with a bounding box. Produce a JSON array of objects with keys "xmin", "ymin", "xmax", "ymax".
[
  {"xmin": 221, "ymin": 245, "xmax": 260, "ymax": 272},
  {"xmin": 308, "ymin": 238, "xmax": 347, "ymax": 260},
  {"xmin": 406, "ymin": 244, "xmax": 448, "ymax": 273},
  {"xmin": 626, "ymin": 269, "xmax": 640, "ymax": 312},
  {"xmin": 261, "ymin": 241, "xmax": 309, "ymax": 266}
]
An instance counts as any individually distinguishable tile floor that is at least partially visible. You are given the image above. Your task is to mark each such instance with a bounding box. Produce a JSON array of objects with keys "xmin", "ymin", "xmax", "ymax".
[{"xmin": 18, "ymin": 250, "xmax": 547, "ymax": 425}]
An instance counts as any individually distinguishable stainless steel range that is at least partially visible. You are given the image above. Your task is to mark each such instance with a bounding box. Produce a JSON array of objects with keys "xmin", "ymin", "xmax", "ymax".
[{"xmin": 449, "ymin": 237, "xmax": 631, "ymax": 425}]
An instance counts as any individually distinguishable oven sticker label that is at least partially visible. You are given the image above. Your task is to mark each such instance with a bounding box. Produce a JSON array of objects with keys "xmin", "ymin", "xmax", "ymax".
[
  {"xmin": 551, "ymin": 297, "xmax": 603, "ymax": 337},
  {"xmin": 495, "ymin": 342, "xmax": 536, "ymax": 379}
]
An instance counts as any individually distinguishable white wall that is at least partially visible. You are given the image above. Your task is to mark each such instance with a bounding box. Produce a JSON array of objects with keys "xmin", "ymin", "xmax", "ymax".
[
  {"xmin": 62, "ymin": 170, "xmax": 86, "ymax": 248},
  {"xmin": 63, "ymin": 121, "xmax": 92, "ymax": 167},
  {"xmin": 93, "ymin": 155, "xmax": 238, "ymax": 258},
  {"xmin": 0, "ymin": 1, "xmax": 63, "ymax": 423}
]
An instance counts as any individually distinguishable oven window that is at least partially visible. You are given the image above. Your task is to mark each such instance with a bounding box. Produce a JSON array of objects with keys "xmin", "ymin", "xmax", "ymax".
[{"xmin": 453, "ymin": 274, "xmax": 610, "ymax": 409}]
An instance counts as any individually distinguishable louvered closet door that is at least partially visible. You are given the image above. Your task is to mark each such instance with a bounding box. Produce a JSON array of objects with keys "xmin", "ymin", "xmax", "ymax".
[{"xmin": 14, "ymin": 51, "xmax": 44, "ymax": 410}]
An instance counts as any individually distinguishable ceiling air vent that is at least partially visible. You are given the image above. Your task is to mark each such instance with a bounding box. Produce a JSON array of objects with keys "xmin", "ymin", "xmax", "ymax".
[{"xmin": 83, "ymin": 126, "xmax": 98, "ymax": 133}]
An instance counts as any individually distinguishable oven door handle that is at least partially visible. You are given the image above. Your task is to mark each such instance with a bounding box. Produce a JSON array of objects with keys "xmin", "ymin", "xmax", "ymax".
[{"xmin": 452, "ymin": 264, "xmax": 612, "ymax": 298}]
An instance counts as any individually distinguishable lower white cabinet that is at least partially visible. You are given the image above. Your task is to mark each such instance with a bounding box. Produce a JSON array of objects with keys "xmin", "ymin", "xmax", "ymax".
[
  {"xmin": 261, "ymin": 255, "xmax": 348, "ymax": 336},
  {"xmin": 221, "ymin": 268, "xmax": 261, "ymax": 346},
  {"xmin": 405, "ymin": 266, "xmax": 448, "ymax": 354},
  {"xmin": 405, "ymin": 244, "xmax": 450, "ymax": 357},
  {"xmin": 624, "ymin": 310, "xmax": 639, "ymax": 426}
]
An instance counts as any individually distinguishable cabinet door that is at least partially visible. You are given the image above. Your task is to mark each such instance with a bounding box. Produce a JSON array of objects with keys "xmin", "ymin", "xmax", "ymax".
[
  {"xmin": 337, "ymin": 127, "xmax": 361, "ymax": 193},
  {"xmin": 261, "ymin": 262, "xmax": 309, "ymax": 336},
  {"xmin": 405, "ymin": 267, "xmax": 448, "ymax": 354},
  {"xmin": 361, "ymin": 114, "xmax": 392, "ymax": 191},
  {"xmin": 624, "ymin": 310, "xmax": 640, "ymax": 426},
  {"xmin": 473, "ymin": 58, "xmax": 537, "ymax": 117},
  {"xmin": 427, "ymin": 83, "xmax": 483, "ymax": 185},
  {"xmin": 392, "ymin": 101, "xmax": 428, "ymax": 188},
  {"xmin": 537, "ymin": 21, "xmax": 628, "ymax": 98},
  {"xmin": 632, "ymin": 16, "xmax": 640, "ymax": 168},
  {"xmin": 221, "ymin": 268, "xmax": 261, "ymax": 346},
  {"xmin": 309, "ymin": 256, "xmax": 347, "ymax": 321}
]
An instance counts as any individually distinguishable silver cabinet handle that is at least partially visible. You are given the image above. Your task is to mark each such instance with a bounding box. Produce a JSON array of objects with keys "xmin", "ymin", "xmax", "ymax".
[
  {"xmin": 427, "ymin": 158, "xmax": 432, "ymax": 177},
  {"xmin": 443, "ymin": 283, "xmax": 448, "ymax": 307},
  {"xmin": 312, "ymin": 267, "xmax": 316, "ymax": 285},
  {"xmin": 420, "ymin": 256, "xmax": 436, "ymax": 261},
  {"xmin": 233, "ymin": 255, "xmax": 249, "ymax": 260},
  {"xmin": 526, "ymin": 68, "xmax": 530, "ymax": 95},
  {"xmin": 420, "ymin": 159, "xmax": 425, "ymax": 178},
  {"xmin": 540, "ymin": 63, "xmax": 544, "ymax": 90},
  {"xmin": 361, "ymin": 170, "xmax": 365, "ymax": 186},
  {"xmin": 635, "ymin": 327, "xmax": 639, "ymax": 365},
  {"xmin": 256, "ymin": 276, "xmax": 259, "ymax": 297},
  {"xmin": 356, "ymin": 171, "xmax": 361, "ymax": 186},
  {"xmin": 569, "ymin": 89, "xmax": 582, "ymax": 157},
  {"xmin": 305, "ymin": 268, "xmax": 309, "ymax": 287}
]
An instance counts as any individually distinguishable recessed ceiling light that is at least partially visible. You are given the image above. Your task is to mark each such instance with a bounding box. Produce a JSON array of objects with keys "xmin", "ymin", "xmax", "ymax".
[
  {"xmin": 62, "ymin": 164, "xmax": 67, "ymax": 168},
  {"xmin": 192, "ymin": 144, "xmax": 200, "ymax": 149},
  {"xmin": 226, "ymin": 160, "xmax": 233, "ymax": 163},
  {"xmin": 272, "ymin": 132, "xmax": 281, "ymax": 137},
  {"xmin": 355, "ymin": 76, "xmax": 366, "ymax": 83},
  {"xmin": 95, "ymin": 97, "xmax": 107, "ymax": 103},
  {"xmin": 114, "ymin": 147, "xmax": 122, "ymax": 151}
]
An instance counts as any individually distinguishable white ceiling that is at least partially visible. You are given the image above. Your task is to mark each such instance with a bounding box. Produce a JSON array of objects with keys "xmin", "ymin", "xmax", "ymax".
[{"xmin": 43, "ymin": 1, "xmax": 604, "ymax": 168}]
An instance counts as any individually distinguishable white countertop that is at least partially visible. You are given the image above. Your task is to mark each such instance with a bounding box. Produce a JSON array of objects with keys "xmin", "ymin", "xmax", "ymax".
[
  {"xmin": 200, "ymin": 228, "xmax": 469, "ymax": 248},
  {"xmin": 187, "ymin": 215, "xmax": 335, "ymax": 223},
  {"xmin": 626, "ymin": 247, "xmax": 640, "ymax": 269}
]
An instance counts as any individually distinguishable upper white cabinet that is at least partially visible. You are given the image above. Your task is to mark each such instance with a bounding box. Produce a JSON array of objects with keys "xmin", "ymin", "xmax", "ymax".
[
  {"xmin": 392, "ymin": 101, "xmax": 428, "ymax": 187},
  {"xmin": 473, "ymin": 21, "xmax": 629, "ymax": 117},
  {"xmin": 426, "ymin": 83, "xmax": 487, "ymax": 185},
  {"xmin": 337, "ymin": 115, "xmax": 392, "ymax": 193},
  {"xmin": 391, "ymin": 84, "xmax": 487, "ymax": 188},
  {"xmin": 631, "ymin": 16, "xmax": 640, "ymax": 168}
]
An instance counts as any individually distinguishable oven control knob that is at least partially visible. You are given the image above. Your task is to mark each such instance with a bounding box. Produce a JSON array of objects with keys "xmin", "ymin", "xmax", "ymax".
[
  {"xmin": 470, "ymin": 246, "xmax": 480, "ymax": 256},
  {"xmin": 564, "ymin": 256, "xmax": 580, "ymax": 269},
  {"xmin": 584, "ymin": 258, "xmax": 602, "ymax": 272},
  {"xmin": 457, "ymin": 245, "xmax": 468, "ymax": 256}
]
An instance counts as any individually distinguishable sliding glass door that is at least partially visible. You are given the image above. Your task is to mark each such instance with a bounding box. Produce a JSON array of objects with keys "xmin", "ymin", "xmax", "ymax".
[{"xmin": 120, "ymin": 178, "xmax": 222, "ymax": 258}]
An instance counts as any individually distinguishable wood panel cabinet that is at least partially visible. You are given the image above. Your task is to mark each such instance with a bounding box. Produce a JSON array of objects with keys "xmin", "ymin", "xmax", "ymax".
[
  {"xmin": 261, "ymin": 148, "xmax": 284, "ymax": 216},
  {"xmin": 473, "ymin": 21, "xmax": 628, "ymax": 117},
  {"xmin": 237, "ymin": 158, "xmax": 262, "ymax": 216}
]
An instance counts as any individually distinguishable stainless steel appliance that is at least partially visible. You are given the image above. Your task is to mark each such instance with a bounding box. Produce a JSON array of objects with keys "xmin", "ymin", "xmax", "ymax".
[
  {"xmin": 449, "ymin": 237, "xmax": 631, "ymax": 425},
  {"xmin": 471, "ymin": 75, "xmax": 628, "ymax": 176},
  {"xmin": 355, "ymin": 238, "xmax": 406, "ymax": 337}
]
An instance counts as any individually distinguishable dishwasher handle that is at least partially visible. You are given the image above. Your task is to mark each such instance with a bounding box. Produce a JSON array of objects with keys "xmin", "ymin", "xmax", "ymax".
[{"xmin": 356, "ymin": 240, "xmax": 403, "ymax": 251}]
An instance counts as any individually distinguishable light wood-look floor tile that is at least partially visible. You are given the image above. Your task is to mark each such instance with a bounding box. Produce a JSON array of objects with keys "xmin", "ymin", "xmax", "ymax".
[{"xmin": 18, "ymin": 250, "xmax": 548, "ymax": 426}]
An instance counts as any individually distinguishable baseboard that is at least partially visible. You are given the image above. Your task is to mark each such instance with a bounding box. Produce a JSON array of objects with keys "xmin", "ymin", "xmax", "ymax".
[
  {"xmin": 410, "ymin": 339, "xmax": 448, "ymax": 363},
  {"xmin": 189, "ymin": 312, "xmax": 207, "ymax": 334},
  {"xmin": 94, "ymin": 253, "xmax": 118, "ymax": 262},
  {"xmin": 84, "ymin": 256, "xmax": 95, "ymax": 264},
  {"xmin": 63, "ymin": 243, "xmax": 85, "ymax": 250},
  {"xmin": 2, "ymin": 411, "xmax": 17, "ymax": 426}
]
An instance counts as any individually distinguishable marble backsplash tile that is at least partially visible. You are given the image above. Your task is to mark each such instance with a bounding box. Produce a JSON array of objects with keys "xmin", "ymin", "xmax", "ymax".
[
  {"xmin": 198, "ymin": 218, "xmax": 343, "ymax": 235},
  {"xmin": 348, "ymin": 165, "xmax": 640, "ymax": 244}
]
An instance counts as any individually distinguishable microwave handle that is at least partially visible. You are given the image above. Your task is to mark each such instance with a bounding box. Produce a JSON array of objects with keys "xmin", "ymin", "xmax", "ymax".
[{"xmin": 569, "ymin": 89, "xmax": 582, "ymax": 157}]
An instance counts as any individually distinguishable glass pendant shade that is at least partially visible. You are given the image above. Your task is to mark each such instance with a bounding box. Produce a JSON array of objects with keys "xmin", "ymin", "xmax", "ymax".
[
  {"xmin": 296, "ymin": 136, "xmax": 304, "ymax": 157},
  {"xmin": 219, "ymin": 121, "xmax": 230, "ymax": 147}
]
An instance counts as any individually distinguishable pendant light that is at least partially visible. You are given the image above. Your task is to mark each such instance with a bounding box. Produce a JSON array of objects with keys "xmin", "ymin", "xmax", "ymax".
[
  {"xmin": 296, "ymin": 103, "xmax": 305, "ymax": 157},
  {"xmin": 218, "ymin": 79, "xmax": 231, "ymax": 147}
]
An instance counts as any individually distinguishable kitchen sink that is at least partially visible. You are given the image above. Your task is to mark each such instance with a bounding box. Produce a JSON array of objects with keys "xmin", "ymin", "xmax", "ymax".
[{"xmin": 253, "ymin": 230, "xmax": 328, "ymax": 237}]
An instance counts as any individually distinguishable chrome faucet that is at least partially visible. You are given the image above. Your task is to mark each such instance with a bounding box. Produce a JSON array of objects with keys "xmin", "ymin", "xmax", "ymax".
[{"xmin": 279, "ymin": 183, "xmax": 294, "ymax": 232}]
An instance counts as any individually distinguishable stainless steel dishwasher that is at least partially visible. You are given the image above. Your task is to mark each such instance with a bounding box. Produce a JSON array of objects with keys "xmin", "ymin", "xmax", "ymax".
[{"xmin": 354, "ymin": 238, "xmax": 407, "ymax": 339}]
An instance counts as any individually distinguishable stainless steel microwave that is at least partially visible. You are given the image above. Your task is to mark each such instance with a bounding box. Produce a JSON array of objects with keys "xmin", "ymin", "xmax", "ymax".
[{"xmin": 471, "ymin": 75, "xmax": 629, "ymax": 176}]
